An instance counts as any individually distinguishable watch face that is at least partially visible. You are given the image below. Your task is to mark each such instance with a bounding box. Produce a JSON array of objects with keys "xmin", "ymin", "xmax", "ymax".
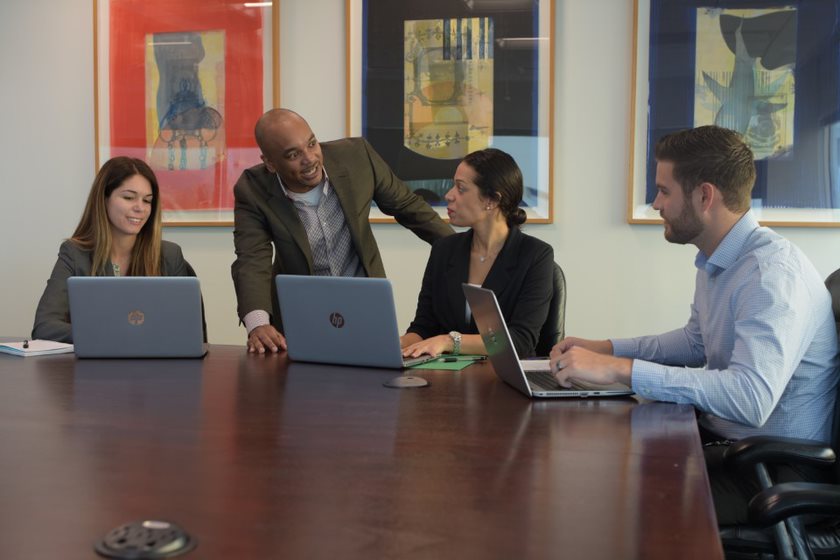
[{"xmin": 449, "ymin": 331, "xmax": 461, "ymax": 354}]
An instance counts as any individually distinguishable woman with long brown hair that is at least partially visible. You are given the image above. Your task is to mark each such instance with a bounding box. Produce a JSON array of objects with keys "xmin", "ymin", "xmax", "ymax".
[{"xmin": 32, "ymin": 157, "xmax": 195, "ymax": 342}]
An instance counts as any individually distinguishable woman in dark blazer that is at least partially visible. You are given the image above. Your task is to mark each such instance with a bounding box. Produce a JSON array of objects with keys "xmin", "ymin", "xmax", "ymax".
[
  {"xmin": 400, "ymin": 148, "xmax": 554, "ymax": 359},
  {"xmin": 32, "ymin": 157, "xmax": 194, "ymax": 343}
]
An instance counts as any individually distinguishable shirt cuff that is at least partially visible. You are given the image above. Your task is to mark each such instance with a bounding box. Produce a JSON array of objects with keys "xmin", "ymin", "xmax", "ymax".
[
  {"xmin": 628, "ymin": 359, "xmax": 667, "ymax": 400},
  {"xmin": 243, "ymin": 310, "xmax": 271, "ymax": 334},
  {"xmin": 610, "ymin": 338, "xmax": 635, "ymax": 358}
]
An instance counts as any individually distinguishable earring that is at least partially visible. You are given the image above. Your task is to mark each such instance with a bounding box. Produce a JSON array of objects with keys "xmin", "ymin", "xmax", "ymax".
[{"xmin": 485, "ymin": 204, "xmax": 492, "ymax": 211}]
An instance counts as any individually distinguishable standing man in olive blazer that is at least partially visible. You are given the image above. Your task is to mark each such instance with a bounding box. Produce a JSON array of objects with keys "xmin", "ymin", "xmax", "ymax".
[{"xmin": 232, "ymin": 109, "xmax": 453, "ymax": 353}]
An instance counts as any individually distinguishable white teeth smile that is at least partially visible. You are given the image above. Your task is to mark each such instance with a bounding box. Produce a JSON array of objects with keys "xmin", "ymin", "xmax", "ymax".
[
  {"xmin": 302, "ymin": 164, "xmax": 319, "ymax": 177},
  {"xmin": 128, "ymin": 218, "xmax": 143, "ymax": 224}
]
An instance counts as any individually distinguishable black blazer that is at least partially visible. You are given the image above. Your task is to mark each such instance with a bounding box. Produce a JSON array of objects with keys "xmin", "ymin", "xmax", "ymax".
[{"xmin": 406, "ymin": 228, "xmax": 554, "ymax": 358}]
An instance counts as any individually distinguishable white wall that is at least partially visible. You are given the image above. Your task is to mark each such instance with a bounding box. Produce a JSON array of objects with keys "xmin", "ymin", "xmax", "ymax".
[{"xmin": 2, "ymin": 0, "xmax": 839, "ymax": 345}]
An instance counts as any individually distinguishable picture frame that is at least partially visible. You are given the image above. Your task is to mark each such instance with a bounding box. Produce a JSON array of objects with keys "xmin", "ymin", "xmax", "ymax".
[
  {"xmin": 629, "ymin": 0, "xmax": 840, "ymax": 227},
  {"xmin": 94, "ymin": 0, "xmax": 279, "ymax": 226},
  {"xmin": 346, "ymin": 0, "xmax": 554, "ymax": 223}
]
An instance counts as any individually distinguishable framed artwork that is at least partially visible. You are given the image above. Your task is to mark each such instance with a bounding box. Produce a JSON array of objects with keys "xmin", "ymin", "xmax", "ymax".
[
  {"xmin": 629, "ymin": 0, "xmax": 840, "ymax": 226},
  {"xmin": 94, "ymin": 0, "xmax": 279, "ymax": 226},
  {"xmin": 346, "ymin": 0, "xmax": 554, "ymax": 223}
]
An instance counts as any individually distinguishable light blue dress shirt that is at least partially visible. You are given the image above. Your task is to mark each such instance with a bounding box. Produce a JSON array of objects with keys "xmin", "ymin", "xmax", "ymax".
[{"xmin": 612, "ymin": 211, "xmax": 839, "ymax": 443}]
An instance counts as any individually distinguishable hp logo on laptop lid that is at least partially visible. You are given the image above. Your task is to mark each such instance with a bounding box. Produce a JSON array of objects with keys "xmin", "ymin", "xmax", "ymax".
[
  {"xmin": 128, "ymin": 310, "xmax": 145, "ymax": 326},
  {"xmin": 329, "ymin": 312, "xmax": 345, "ymax": 328}
]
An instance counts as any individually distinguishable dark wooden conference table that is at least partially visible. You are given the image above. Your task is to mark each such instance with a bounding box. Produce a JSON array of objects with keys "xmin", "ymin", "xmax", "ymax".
[{"xmin": 0, "ymin": 345, "xmax": 722, "ymax": 559}]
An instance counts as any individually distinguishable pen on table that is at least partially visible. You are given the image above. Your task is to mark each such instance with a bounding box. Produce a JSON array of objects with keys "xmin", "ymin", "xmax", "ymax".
[
  {"xmin": 22, "ymin": 340, "xmax": 29, "ymax": 349},
  {"xmin": 441, "ymin": 356, "xmax": 487, "ymax": 363}
]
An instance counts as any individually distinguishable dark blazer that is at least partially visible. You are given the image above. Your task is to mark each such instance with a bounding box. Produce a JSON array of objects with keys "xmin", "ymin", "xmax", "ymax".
[
  {"xmin": 230, "ymin": 136, "xmax": 453, "ymax": 329},
  {"xmin": 406, "ymin": 228, "xmax": 554, "ymax": 358},
  {"xmin": 32, "ymin": 240, "xmax": 191, "ymax": 343}
]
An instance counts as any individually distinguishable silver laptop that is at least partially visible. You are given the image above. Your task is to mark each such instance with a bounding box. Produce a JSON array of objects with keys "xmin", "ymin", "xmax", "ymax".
[
  {"xmin": 67, "ymin": 277, "xmax": 207, "ymax": 358},
  {"xmin": 275, "ymin": 275, "xmax": 436, "ymax": 369},
  {"xmin": 463, "ymin": 284, "xmax": 634, "ymax": 398}
]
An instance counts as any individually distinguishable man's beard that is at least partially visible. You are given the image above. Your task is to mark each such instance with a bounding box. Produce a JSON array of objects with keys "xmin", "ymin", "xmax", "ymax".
[{"xmin": 663, "ymin": 202, "xmax": 703, "ymax": 245}]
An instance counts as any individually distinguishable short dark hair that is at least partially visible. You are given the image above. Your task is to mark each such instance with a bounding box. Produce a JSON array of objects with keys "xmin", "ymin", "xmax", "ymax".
[
  {"xmin": 654, "ymin": 125, "xmax": 756, "ymax": 212},
  {"xmin": 462, "ymin": 148, "xmax": 527, "ymax": 227}
]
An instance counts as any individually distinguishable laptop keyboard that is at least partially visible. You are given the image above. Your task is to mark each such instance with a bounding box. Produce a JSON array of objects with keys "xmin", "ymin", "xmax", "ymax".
[{"xmin": 526, "ymin": 370, "xmax": 560, "ymax": 390}]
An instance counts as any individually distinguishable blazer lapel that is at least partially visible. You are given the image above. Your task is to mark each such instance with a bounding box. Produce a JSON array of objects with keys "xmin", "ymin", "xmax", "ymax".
[
  {"xmin": 262, "ymin": 173, "xmax": 315, "ymax": 272},
  {"xmin": 323, "ymin": 151, "xmax": 369, "ymax": 270}
]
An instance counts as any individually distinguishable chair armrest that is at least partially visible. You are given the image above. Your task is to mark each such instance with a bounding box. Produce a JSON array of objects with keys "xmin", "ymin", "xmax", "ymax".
[
  {"xmin": 748, "ymin": 482, "xmax": 840, "ymax": 526},
  {"xmin": 724, "ymin": 436, "xmax": 836, "ymax": 471}
]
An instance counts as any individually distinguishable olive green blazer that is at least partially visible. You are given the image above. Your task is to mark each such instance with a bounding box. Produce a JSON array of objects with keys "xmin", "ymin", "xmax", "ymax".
[{"xmin": 230, "ymin": 137, "xmax": 453, "ymax": 330}]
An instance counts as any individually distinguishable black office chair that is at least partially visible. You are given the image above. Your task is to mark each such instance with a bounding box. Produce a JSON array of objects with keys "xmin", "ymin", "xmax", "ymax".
[
  {"xmin": 719, "ymin": 269, "xmax": 840, "ymax": 559},
  {"xmin": 535, "ymin": 262, "xmax": 566, "ymax": 357}
]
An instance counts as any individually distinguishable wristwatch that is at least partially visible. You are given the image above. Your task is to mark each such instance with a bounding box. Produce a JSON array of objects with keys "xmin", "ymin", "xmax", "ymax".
[{"xmin": 449, "ymin": 331, "xmax": 462, "ymax": 355}]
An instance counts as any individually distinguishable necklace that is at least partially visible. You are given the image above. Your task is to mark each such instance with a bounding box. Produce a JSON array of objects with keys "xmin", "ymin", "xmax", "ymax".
[
  {"xmin": 112, "ymin": 263, "xmax": 121, "ymax": 277},
  {"xmin": 473, "ymin": 241, "xmax": 499, "ymax": 263}
]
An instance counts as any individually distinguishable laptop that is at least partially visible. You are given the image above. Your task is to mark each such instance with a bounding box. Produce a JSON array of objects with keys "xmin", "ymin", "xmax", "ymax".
[
  {"xmin": 463, "ymin": 284, "xmax": 634, "ymax": 398},
  {"xmin": 67, "ymin": 277, "xmax": 207, "ymax": 358},
  {"xmin": 275, "ymin": 275, "xmax": 437, "ymax": 369}
]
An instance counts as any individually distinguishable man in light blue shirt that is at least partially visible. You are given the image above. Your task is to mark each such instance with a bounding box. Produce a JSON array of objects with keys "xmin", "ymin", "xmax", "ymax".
[{"xmin": 550, "ymin": 126, "xmax": 838, "ymax": 524}]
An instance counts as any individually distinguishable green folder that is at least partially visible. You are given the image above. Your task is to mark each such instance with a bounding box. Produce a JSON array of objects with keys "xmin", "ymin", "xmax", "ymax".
[{"xmin": 409, "ymin": 354, "xmax": 487, "ymax": 371}]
